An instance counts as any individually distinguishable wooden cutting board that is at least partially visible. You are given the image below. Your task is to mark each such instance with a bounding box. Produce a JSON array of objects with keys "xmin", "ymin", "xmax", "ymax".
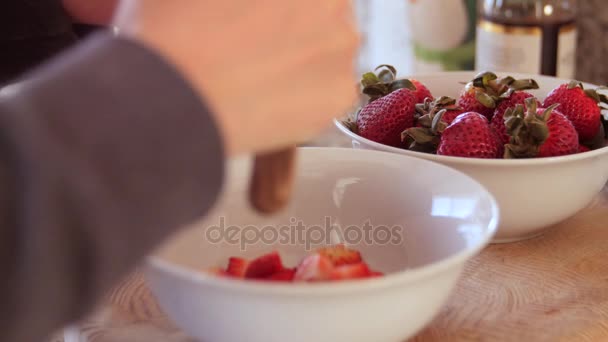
[{"xmin": 55, "ymin": 184, "xmax": 608, "ymax": 342}]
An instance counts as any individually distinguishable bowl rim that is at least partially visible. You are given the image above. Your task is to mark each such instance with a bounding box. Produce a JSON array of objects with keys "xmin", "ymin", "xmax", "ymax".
[
  {"xmin": 334, "ymin": 118, "xmax": 608, "ymax": 167},
  {"xmin": 145, "ymin": 147, "xmax": 499, "ymax": 296},
  {"xmin": 334, "ymin": 71, "xmax": 608, "ymax": 167}
]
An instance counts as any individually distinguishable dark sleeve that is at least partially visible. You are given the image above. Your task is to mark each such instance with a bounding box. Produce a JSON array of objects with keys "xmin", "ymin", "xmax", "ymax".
[
  {"xmin": 0, "ymin": 0, "xmax": 80, "ymax": 85},
  {"xmin": 0, "ymin": 32, "xmax": 225, "ymax": 341}
]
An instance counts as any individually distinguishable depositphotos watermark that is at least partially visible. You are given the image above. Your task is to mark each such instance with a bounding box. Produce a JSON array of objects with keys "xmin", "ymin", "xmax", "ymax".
[{"xmin": 205, "ymin": 216, "xmax": 404, "ymax": 250}]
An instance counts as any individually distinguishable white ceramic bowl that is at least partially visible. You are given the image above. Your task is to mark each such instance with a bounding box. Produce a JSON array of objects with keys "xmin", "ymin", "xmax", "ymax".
[
  {"xmin": 144, "ymin": 147, "xmax": 498, "ymax": 342},
  {"xmin": 335, "ymin": 72, "xmax": 608, "ymax": 243}
]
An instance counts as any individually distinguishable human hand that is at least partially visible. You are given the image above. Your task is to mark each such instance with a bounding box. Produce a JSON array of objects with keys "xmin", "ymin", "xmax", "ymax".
[{"xmin": 114, "ymin": 0, "xmax": 360, "ymax": 156}]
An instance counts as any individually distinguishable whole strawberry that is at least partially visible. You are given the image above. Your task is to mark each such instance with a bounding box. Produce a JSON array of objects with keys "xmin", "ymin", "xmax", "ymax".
[
  {"xmin": 458, "ymin": 72, "xmax": 539, "ymax": 120},
  {"xmin": 356, "ymin": 88, "xmax": 417, "ymax": 146},
  {"xmin": 542, "ymin": 81, "xmax": 607, "ymax": 146},
  {"xmin": 343, "ymin": 65, "xmax": 420, "ymax": 147},
  {"xmin": 401, "ymin": 97, "xmax": 465, "ymax": 153},
  {"xmin": 490, "ymin": 91, "xmax": 536, "ymax": 144},
  {"xmin": 411, "ymin": 79, "xmax": 434, "ymax": 104},
  {"xmin": 504, "ymin": 98, "xmax": 579, "ymax": 158},
  {"xmin": 437, "ymin": 112, "xmax": 504, "ymax": 158}
]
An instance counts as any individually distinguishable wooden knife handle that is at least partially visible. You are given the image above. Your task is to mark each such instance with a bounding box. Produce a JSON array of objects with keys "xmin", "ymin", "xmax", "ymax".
[{"xmin": 249, "ymin": 147, "xmax": 297, "ymax": 214}]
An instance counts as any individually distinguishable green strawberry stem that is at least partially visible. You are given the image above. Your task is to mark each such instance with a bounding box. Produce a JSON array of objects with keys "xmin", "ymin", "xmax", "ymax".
[
  {"xmin": 503, "ymin": 98, "xmax": 556, "ymax": 159},
  {"xmin": 466, "ymin": 71, "xmax": 540, "ymax": 109},
  {"xmin": 360, "ymin": 64, "xmax": 416, "ymax": 103},
  {"xmin": 415, "ymin": 96, "xmax": 460, "ymax": 122},
  {"xmin": 341, "ymin": 107, "xmax": 361, "ymax": 134},
  {"xmin": 375, "ymin": 64, "xmax": 397, "ymax": 83},
  {"xmin": 401, "ymin": 109, "xmax": 447, "ymax": 153}
]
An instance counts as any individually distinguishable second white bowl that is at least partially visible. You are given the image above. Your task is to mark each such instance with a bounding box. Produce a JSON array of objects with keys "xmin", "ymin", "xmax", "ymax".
[{"xmin": 144, "ymin": 147, "xmax": 498, "ymax": 342}]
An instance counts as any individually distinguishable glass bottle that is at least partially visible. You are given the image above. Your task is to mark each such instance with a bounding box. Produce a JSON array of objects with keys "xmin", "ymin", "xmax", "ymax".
[{"xmin": 475, "ymin": 0, "xmax": 577, "ymax": 78}]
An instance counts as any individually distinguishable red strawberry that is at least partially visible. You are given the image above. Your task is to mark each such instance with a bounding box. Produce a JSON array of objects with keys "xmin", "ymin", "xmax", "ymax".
[
  {"xmin": 537, "ymin": 110, "xmax": 579, "ymax": 157},
  {"xmin": 578, "ymin": 144, "xmax": 591, "ymax": 153},
  {"xmin": 264, "ymin": 268, "xmax": 296, "ymax": 282},
  {"xmin": 411, "ymin": 79, "xmax": 434, "ymax": 104},
  {"xmin": 345, "ymin": 65, "xmax": 429, "ymax": 146},
  {"xmin": 226, "ymin": 257, "xmax": 249, "ymax": 278},
  {"xmin": 458, "ymin": 84, "xmax": 496, "ymax": 119},
  {"xmin": 542, "ymin": 81, "xmax": 606, "ymax": 144},
  {"xmin": 330, "ymin": 263, "xmax": 371, "ymax": 280},
  {"xmin": 491, "ymin": 91, "xmax": 536, "ymax": 144},
  {"xmin": 356, "ymin": 88, "xmax": 417, "ymax": 147},
  {"xmin": 437, "ymin": 112, "xmax": 504, "ymax": 158},
  {"xmin": 316, "ymin": 244, "xmax": 362, "ymax": 266},
  {"xmin": 458, "ymin": 72, "xmax": 539, "ymax": 120},
  {"xmin": 440, "ymin": 109, "xmax": 467, "ymax": 126},
  {"xmin": 245, "ymin": 251, "xmax": 284, "ymax": 279},
  {"xmin": 294, "ymin": 254, "xmax": 334, "ymax": 282},
  {"xmin": 504, "ymin": 98, "xmax": 579, "ymax": 158}
]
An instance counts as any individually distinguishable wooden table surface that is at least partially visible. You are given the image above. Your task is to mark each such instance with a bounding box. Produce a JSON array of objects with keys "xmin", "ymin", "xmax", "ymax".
[
  {"xmin": 56, "ymin": 131, "xmax": 608, "ymax": 342},
  {"xmin": 56, "ymin": 183, "xmax": 608, "ymax": 342}
]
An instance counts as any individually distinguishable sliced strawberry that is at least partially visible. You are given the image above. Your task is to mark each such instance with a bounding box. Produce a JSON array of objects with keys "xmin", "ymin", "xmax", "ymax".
[
  {"xmin": 317, "ymin": 244, "xmax": 362, "ymax": 266},
  {"xmin": 263, "ymin": 268, "xmax": 296, "ymax": 282},
  {"xmin": 294, "ymin": 254, "xmax": 335, "ymax": 282},
  {"xmin": 244, "ymin": 251, "xmax": 284, "ymax": 279},
  {"xmin": 226, "ymin": 257, "xmax": 249, "ymax": 277},
  {"xmin": 330, "ymin": 262, "xmax": 371, "ymax": 280}
]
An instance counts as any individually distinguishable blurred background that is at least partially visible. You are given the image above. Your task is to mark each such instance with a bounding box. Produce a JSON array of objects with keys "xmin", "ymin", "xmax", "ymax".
[
  {"xmin": 354, "ymin": 0, "xmax": 606, "ymax": 85},
  {"xmin": 2, "ymin": 1, "xmax": 606, "ymax": 88},
  {"xmin": 574, "ymin": 0, "xmax": 608, "ymax": 85}
]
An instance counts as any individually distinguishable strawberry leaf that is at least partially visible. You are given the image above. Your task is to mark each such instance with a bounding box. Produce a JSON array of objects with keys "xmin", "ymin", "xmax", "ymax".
[
  {"xmin": 362, "ymin": 85, "xmax": 387, "ymax": 101},
  {"xmin": 390, "ymin": 79, "xmax": 416, "ymax": 92},
  {"xmin": 510, "ymin": 79, "xmax": 540, "ymax": 91},
  {"xmin": 361, "ymin": 72, "xmax": 381, "ymax": 88},
  {"xmin": 431, "ymin": 109, "xmax": 448, "ymax": 134},
  {"xmin": 567, "ymin": 80, "xmax": 582, "ymax": 90},
  {"xmin": 473, "ymin": 71, "xmax": 498, "ymax": 88},
  {"xmin": 342, "ymin": 119, "xmax": 358, "ymax": 134},
  {"xmin": 584, "ymin": 89, "xmax": 601, "ymax": 103},
  {"xmin": 374, "ymin": 64, "xmax": 397, "ymax": 77},
  {"xmin": 497, "ymin": 76, "xmax": 515, "ymax": 86},
  {"xmin": 475, "ymin": 90, "xmax": 497, "ymax": 108},
  {"xmin": 377, "ymin": 69, "xmax": 396, "ymax": 83}
]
